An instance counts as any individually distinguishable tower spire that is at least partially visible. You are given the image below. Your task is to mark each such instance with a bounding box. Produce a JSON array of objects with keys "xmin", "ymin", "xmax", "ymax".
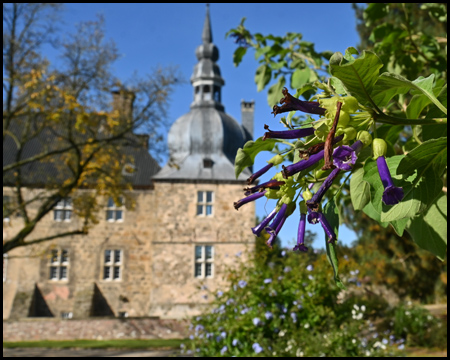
[
  {"xmin": 202, "ymin": 4, "xmax": 212, "ymax": 44},
  {"xmin": 190, "ymin": 4, "xmax": 225, "ymax": 111}
]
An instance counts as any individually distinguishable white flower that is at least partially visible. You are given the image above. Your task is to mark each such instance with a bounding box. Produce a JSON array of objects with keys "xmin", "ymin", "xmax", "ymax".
[
  {"xmin": 304, "ymin": 323, "xmax": 310, "ymax": 329},
  {"xmin": 361, "ymin": 305, "xmax": 366, "ymax": 312},
  {"xmin": 279, "ymin": 330, "xmax": 286, "ymax": 337}
]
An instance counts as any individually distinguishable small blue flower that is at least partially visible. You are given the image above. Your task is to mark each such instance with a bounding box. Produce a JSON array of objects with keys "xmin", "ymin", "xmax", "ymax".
[
  {"xmin": 216, "ymin": 290, "xmax": 223, "ymax": 298},
  {"xmin": 252, "ymin": 317, "xmax": 261, "ymax": 326},
  {"xmin": 263, "ymin": 278, "xmax": 272, "ymax": 284},
  {"xmin": 220, "ymin": 346, "xmax": 228, "ymax": 355},
  {"xmin": 238, "ymin": 280, "xmax": 247, "ymax": 288},
  {"xmin": 306, "ymin": 264, "xmax": 313, "ymax": 271},
  {"xmin": 290, "ymin": 312, "xmax": 297, "ymax": 323},
  {"xmin": 265, "ymin": 311, "xmax": 273, "ymax": 320},
  {"xmin": 232, "ymin": 339, "xmax": 239, "ymax": 346},
  {"xmin": 252, "ymin": 342, "xmax": 264, "ymax": 354}
]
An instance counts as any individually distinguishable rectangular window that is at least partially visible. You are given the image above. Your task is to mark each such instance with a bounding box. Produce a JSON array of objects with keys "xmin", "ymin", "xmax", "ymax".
[
  {"xmin": 194, "ymin": 245, "xmax": 214, "ymax": 278},
  {"xmin": 53, "ymin": 198, "xmax": 72, "ymax": 222},
  {"xmin": 103, "ymin": 249, "xmax": 122, "ymax": 281},
  {"xmin": 196, "ymin": 191, "xmax": 214, "ymax": 216},
  {"xmin": 106, "ymin": 197, "xmax": 124, "ymax": 222},
  {"xmin": 48, "ymin": 249, "xmax": 69, "ymax": 281}
]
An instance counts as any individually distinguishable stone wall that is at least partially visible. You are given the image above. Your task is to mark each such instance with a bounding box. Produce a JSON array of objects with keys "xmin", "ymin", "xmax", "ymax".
[{"xmin": 3, "ymin": 318, "xmax": 189, "ymax": 341}]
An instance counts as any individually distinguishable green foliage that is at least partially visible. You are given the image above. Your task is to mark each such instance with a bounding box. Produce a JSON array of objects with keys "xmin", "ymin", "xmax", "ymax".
[
  {"xmin": 181, "ymin": 248, "xmax": 447, "ymax": 356},
  {"xmin": 387, "ymin": 303, "xmax": 447, "ymax": 348},
  {"xmin": 228, "ymin": 4, "xmax": 447, "ymax": 287}
]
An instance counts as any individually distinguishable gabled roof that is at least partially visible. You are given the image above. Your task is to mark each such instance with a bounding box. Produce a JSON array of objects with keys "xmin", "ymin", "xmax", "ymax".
[{"xmin": 3, "ymin": 122, "xmax": 160, "ymax": 189}]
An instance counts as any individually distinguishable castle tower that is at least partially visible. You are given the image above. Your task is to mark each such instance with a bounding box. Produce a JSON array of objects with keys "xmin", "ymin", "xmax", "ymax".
[{"xmin": 150, "ymin": 4, "xmax": 255, "ymax": 318}]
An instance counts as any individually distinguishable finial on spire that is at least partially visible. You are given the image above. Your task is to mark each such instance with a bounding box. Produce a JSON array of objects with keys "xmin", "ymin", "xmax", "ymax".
[{"xmin": 202, "ymin": 4, "xmax": 212, "ymax": 44}]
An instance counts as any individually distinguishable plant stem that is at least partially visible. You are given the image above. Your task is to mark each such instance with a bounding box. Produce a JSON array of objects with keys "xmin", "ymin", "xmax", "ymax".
[{"xmin": 374, "ymin": 112, "xmax": 447, "ymax": 126}]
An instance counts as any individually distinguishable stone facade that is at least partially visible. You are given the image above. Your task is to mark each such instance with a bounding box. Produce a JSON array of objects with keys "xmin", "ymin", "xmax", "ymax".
[
  {"xmin": 3, "ymin": 4, "xmax": 255, "ymax": 323},
  {"xmin": 3, "ymin": 182, "xmax": 254, "ymax": 320}
]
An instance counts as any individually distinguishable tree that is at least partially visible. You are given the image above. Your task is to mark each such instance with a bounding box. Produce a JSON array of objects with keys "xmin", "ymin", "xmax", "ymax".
[
  {"xmin": 3, "ymin": 4, "xmax": 180, "ymax": 253},
  {"xmin": 226, "ymin": 3, "xmax": 447, "ymax": 287}
]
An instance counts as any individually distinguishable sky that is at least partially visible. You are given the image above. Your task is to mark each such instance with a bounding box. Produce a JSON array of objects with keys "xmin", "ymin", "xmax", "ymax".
[{"xmin": 52, "ymin": 3, "xmax": 363, "ymax": 249}]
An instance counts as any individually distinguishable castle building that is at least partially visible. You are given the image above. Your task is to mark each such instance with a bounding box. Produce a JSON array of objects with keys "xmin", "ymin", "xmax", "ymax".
[{"xmin": 3, "ymin": 5, "xmax": 255, "ymax": 320}]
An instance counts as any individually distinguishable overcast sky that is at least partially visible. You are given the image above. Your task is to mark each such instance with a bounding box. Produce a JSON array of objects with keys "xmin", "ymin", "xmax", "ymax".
[{"xmin": 53, "ymin": 3, "xmax": 363, "ymax": 249}]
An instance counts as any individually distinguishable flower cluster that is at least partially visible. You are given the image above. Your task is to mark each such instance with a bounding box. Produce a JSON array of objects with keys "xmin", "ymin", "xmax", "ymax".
[{"xmin": 234, "ymin": 88, "xmax": 405, "ymax": 254}]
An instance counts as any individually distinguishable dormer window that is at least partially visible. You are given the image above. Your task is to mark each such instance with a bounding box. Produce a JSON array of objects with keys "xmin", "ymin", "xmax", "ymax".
[{"xmin": 203, "ymin": 158, "xmax": 213, "ymax": 168}]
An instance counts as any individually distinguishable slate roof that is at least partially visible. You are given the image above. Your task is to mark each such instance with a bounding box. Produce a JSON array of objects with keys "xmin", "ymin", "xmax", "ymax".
[
  {"xmin": 153, "ymin": 5, "xmax": 252, "ymax": 183},
  {"xmin": 3, "ymin": 123, "xmax": 160, "ymax": 189}
]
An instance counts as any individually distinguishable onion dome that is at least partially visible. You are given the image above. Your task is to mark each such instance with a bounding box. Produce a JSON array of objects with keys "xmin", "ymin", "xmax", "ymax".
[{"xmin": 154, "ymin": 5, "xmax": 251, "ymax": 182}]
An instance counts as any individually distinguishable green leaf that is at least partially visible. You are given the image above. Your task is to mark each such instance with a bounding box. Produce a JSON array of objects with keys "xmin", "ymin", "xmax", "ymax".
[
  {"xmin": 323, "ymin": 199, "xmax": 346, "ymax": 290},
  {"xmin": 254, "ymin": 65, "xmax": 271, "ymax": 92},
  {"xmin": 372, "ymin": 73, "xmax": 447, "ymax": 114},
  {"xmin": 234, "ymin": 138, "xmax": 279, "ymax": 178},
  {"xmin": 407, "ymin": 194, "xmax": 447, "ymax": 260},
  {"xmin": 233, "ymin": 47, "xmax": 247, "ymax": 67},
  {"xmin": 406, "ymin": 94, "xmax": 432, "ymax": 119},
  {"xmin": 363, "ymin": 157, "xmax": 443, "ymax": 223},
  {"xmin": 290, "ymin": 68, "xmax": 310, "ymax": 89},
  {"xmin": 350, "ymin": 167, "xmax": 370, "ymax": 210},
  {"xmin": 397, "ymin": 137, "xmax": 447, "ymax": 176},
  {"xmin": 329, "ymin": 77, "xmax": 347, "ymax": 95},
  {"xmin": 329, "ymin": 49, "xmax": 383, "ymax": 107},
  {"xmin": 267, "ymin": 76, "xmax": 286, "ymax": 108}
]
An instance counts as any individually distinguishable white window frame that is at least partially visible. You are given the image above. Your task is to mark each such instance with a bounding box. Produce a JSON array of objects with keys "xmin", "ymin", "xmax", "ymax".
[
  {"xmin": 48, "ymin": 249, "xmax": 69, "ymax": 281},
  {"xmin": 196, "ymin": 191, "xmax": 214, "ymax": 217},
  {"xmin": 61, "ymin": 312, "xmax": 73, "ymax": 319},
  {"xmin": 106, "ymin": 197, "xmax": 124, "ymax": 222},
  {"xmin": 194, "ymin": 245, "xmax": 214, "ymax": 278},
  {"xmin": 103, "ymin": 249, "xmax": 123, "ymax": 281},
  {"xmin": 53, "ymin": 198, "xmax": 73, "ymax": 222}
]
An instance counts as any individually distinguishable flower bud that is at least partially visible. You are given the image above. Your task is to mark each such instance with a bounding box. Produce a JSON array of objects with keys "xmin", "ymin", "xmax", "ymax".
[
  {"xmin": 341, "ymin": 96, "xmax": 359, "ymax": 113},
  {"xmin": 356, "ymin": 130, "xmax": 372, "ymax": 147},
  {"xmin": 302, "ymin": 188, "xmax": 313, "ymax": 201},
  {"xmin": 268, "ymin": 154, "xmax": 284, "ymax": 166},
  {"xmin": 372, "ymin": 138, "xmax": 388, "ymax": 159}
]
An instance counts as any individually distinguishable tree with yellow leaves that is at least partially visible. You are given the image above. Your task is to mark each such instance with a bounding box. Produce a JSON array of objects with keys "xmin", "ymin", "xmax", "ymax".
[{"xmin": 3, "ymin": 4, "xmax": 180, "ymax": 253}]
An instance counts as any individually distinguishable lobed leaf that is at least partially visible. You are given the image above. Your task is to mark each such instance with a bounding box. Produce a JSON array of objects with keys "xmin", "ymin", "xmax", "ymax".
[
  {"xmin": 407, "ymin": 194, "xmax": 447, "ymax": 260},
  {"xmin": 329, "ymin": 49, "xmax": 383, "ymax": 107},
  {"xmin": 234, "ymin": 138, "xmax": 279, "ymax": 178},
  {"xmin": 396, "ymin": 137, "xmax": 447, "ymax": 176}
]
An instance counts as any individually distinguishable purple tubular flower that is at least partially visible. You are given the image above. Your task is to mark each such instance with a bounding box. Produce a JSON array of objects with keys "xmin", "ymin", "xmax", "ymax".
[
  {"xmin": 244, "ymin": 180, "xmax": 285, "ymax": 196},
  {"xmin": 307, "ymin": 211, "xmax": 336, "ymax": 244},
  {"xmin": 307, "ymin": 140, "xmax": 363, "ymax": 210},
  {"xmin": 272, "ymin": 87, "xmax": 326, "ymax": 116},
  {"xmin": 282, "ymin": 150, "xmax": 325, "ymax": 179},
  {"xmin": 293, "ymin": 213, "xmax": 308, "ymax": 252},
  {"xmin": 281, "ymin": 134, "xmax": 345, "ymax": 179},
  {"xmin": 263, "ymin": 127, "xmax": 315, "ymax": 141},
  {"xmin": 247, "ymin": 163, "xmax": 274, "ymax": 185},
  {"xmin": 234, "ymin": 190, "xmax": 267, "ymax": 210},
  {"xmin": 252, "ymin": 207, "xmax": 277, "ymax": 236},
  {"xmin": 265, "ymin": 203, "xmax": 288, "ymax": 248},
  {"xmin": 376, "ymin": 156, "xmax": 404, "ymax": 205}
]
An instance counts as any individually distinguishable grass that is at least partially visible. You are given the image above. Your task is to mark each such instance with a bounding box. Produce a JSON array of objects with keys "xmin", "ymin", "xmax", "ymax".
[{"xmin": 3, "ymin": 338, "xmax": 187, "ymax": 350}]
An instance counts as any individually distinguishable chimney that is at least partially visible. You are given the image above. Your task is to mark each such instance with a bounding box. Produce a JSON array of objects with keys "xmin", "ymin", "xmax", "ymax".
[
  {"xmin": 241, "ymin": 100, "xmax": 254, "ymax": 140},
  {"xmin": 111, "ymin": 89, "xmax": 136, "ymax": 120},
  {"xmin": 136, "ymin": 134, "xmax": 149, "ymax": 150}
]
